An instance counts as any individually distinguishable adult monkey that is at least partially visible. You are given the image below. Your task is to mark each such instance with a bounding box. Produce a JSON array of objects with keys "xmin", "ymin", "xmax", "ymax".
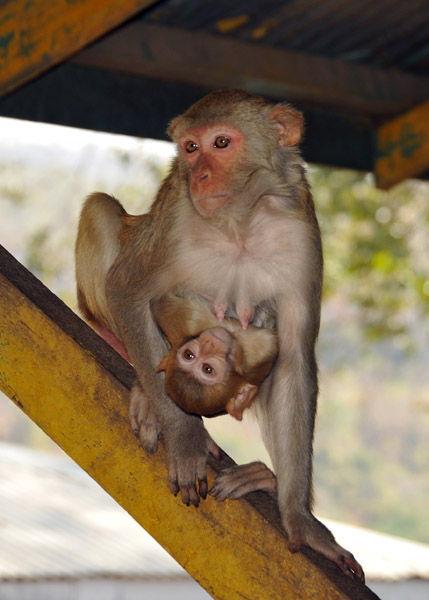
[{"xmin": 76, "ymin": 89, "xmax": 364, "ymax": 580}]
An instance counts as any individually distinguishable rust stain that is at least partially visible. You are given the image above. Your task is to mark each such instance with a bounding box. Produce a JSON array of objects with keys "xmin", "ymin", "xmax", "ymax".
[{"xmin": 216, "ymin": 15, "xmax": 249, "ymax": 34}]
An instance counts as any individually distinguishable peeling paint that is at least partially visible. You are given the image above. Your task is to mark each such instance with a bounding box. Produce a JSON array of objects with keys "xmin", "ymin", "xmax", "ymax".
[
  {"xmin": 377, "ymin": 124, "xmax": 425, "ymax": 169},
  {"xmin": 375, "ymin": 100, "xmax": 429, "ymax": 188},
  {"xmin": 19, "ymin": 29, "xmax": 35, "ymax": 58},
  {"xmin": 0, "ymin": 12, "xmax": 14, "ymax": 26},
  {"xmin": 0, "ymin": 31, "xmax": 14, "ymax": 58}
]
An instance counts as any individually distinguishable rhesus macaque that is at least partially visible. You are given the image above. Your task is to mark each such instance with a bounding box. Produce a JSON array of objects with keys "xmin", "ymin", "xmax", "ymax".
[
  {"xmin": 75, "ymin": 89, "xmax": 364, "ymax": 580},
  {"xmin": 152, "ymin": 295, "xmax": 277, "ymax": 420}
]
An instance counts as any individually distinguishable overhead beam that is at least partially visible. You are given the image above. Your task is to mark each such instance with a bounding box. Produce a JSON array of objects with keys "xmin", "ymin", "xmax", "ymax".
[
  {"xmin": 0, "ymin": 245, "xmax": 379, "ymax": 600},
  {"xmin": 0, "ymin": 0, "xmax": 159, "ymax": 97},
  {"xmin": 0, "ymin": 63, "xmax": 374, "ymax": 172},
  {"xmin": 71, "ymin": 22, "xmax": 429, "ymax": 118},
  {"xmin": 375, "ymin": 101, "xmax": 429, "ymax": 188}
]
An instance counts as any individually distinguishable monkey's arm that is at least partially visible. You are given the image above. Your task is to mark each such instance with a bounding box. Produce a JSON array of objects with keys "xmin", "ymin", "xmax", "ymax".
[
  {"xmin": 235, "ymin": 327, "xmax": 278, "ymax": 384},
  {"xmin": 267, "ymin": 294, "xmax": 364, "ymax": 580},
  {"xmin": 152, "ymin": 295, "xmax": 219, "ymax": 346},
  {"xmin": 218, "ymin": 318, "xmax": 278, "ymax": 385},
  {"xmin": 106, "ymin": 264, "xmax": 220, "ymax": 507}
]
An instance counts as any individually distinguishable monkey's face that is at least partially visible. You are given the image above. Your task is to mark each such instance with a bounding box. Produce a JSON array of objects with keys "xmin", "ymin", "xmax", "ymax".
[
  {"xmin": 177, "ymin": 124, "xmax": 246, "ymax": 215},
  {"xmin": 176, "ymin": 328, "xmax": 236, "ymax": 385}
]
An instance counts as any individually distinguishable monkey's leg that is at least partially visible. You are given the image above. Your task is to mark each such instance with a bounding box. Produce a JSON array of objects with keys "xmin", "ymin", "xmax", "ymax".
[
  {"xmin": 129, "ymin": 381, "xmax": 161, "ymax": 454},
  {"xmin": 111, "ymin": 295, "xmax": 221, "ymax": 506},
  {"xmin": 210, "ymin": 461, "xmax": 364, "ymax": 580}
]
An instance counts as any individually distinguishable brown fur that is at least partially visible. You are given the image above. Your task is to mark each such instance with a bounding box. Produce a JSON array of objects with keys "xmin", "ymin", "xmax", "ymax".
[
  {"xmin": 75, "ymin": 90, "xmax": 363, "ymax": 580},
  {"xmin": 153, "ymin": 295, "xmax": 277, "ymax": 418}
]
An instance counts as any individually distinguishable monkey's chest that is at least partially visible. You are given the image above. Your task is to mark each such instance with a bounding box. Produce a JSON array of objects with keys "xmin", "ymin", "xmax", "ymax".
[{"xmin": 175, "ymin": 216, "xmax": 309, "ymax": 306}]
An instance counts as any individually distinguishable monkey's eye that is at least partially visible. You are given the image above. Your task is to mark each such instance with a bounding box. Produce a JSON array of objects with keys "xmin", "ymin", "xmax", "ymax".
[
  {"xmin": 183, "ymin": 349, "xmax": 195, "ymax": 360},
  {"xmin": 214, "ymin": 136, "xmax": 230, "ymax": 149},
  {"xmin": 202, "ymin": 363, "xmax": 215, "ymax": 375},
  {"xmin": 185, "ymin": 140, "xmax": 199, "ymax": 153}
]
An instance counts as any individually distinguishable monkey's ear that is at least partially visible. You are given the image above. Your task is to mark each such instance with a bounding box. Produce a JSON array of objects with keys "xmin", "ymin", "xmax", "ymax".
[
  {"xmin": 167, "ymin": 116, "xmax": 181, "ymax": 140},
  {"xmin": 226, "ymin": 384, "xmax": 258, "ymax": 421},
  {"xmin": 157, "ymin": 355, "xmax": 169, "ymax": 372},
  {"xmin": 271, "ymin": 105, "xmax": 303, "ymax": 147}
]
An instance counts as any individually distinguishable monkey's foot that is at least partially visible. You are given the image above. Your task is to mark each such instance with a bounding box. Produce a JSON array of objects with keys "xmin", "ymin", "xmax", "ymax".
[
  {"xmin": 209, "ymin": 461, "xmax": 277, "ymax": 500},
  {"xmin": 167, "ymin": 429, "xmax": 221, "ymax": 507},
  {"xmin": 210, "ymin": 465, "xmax": 364, "ymax": 582},
  {"xmin": 129, "ymin": 382, "xmax": 161, "ymax": 453},
  {"xmin": 283, "ymin": 511, "xmax": 365, "ymax": 582}
]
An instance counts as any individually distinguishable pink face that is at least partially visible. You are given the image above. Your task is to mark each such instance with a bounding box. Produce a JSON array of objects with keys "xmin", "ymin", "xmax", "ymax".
[
  {"xmin": 176, "ymin": 327, "xmax": 235, "ymax": 385},
  {"xmin": 178, "ymin": 125, "xmax": 244, "ymax": 213}
]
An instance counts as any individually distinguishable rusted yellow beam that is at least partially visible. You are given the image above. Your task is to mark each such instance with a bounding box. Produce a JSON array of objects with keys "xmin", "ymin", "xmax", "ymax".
[
  {"xmin": 0, "ymin": 0, "xmax": 158, "ymax": 97},
  {"xmin": 375, "ymin": 100, "xmax": 429, "ymax": 189},
  {"xmin": 0, "ymin": 246, "xmax": 377, "ymax": 600}
]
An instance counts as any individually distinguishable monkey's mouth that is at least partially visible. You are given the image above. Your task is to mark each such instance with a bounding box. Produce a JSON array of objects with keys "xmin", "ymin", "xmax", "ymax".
[{"xmin": 197, "ymin": 195, "xmax": 229, "ymax": 212}]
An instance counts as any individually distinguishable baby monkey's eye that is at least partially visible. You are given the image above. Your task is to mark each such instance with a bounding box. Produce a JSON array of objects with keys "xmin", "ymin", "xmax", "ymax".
[
  {"xmin": 185, "ymin": 140, "xmax": 198, "ymax": 153},
  {"xmin": 202, "ymin": 363, "xmax": 215, "ymax": 375},
  {"xmin": 183, "ymin": 349, "xmax": 195, "ymax": 360},
  {"xmin": 214, "ymin": 136, "xmax": 230, "ymax": 149}
]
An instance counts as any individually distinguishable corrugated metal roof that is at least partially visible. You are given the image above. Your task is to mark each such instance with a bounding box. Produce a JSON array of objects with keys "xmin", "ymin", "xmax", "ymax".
[
  {"xmin": 142, "ymin": 0, "xmax": 429, "ymax": 76},
  {"xmin": 1, "ymin": 442, "xmax": 429, "ymax": 583},
  {"xmin": 0, "ymin": 443, "xmax": 185, "ymax": 581}
]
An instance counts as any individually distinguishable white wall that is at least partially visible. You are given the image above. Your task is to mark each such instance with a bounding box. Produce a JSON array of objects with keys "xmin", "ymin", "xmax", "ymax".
[{"xmin": 0, "ymin": 579, "xmax": 212, "ymax": 600}]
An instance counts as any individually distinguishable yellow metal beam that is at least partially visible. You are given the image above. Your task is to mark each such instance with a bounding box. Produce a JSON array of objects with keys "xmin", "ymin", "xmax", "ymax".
[
  {"xmin": 0, "ymin": 246, "xmax": 378, "ymax": 600},
  {"xmin": 0, "ymin": 0, "xmax": 158, "ymax": 97},
  {"xmin": 375, "ymin": 100, "xmax": 429, "ymax": 189}
]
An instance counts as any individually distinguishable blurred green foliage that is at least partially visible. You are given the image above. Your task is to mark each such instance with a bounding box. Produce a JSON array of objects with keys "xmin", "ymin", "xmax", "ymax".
[{"xmin": 311, "ymin": 167, "xmax": 429, "ymax": 342}]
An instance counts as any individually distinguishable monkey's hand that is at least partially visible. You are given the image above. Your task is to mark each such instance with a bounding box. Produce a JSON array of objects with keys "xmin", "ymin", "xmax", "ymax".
[
  {"xmin": 282, "ymin": 511, "xmax": 365, "ymax": 582},
  {"xmin": 209, "ymin": 461, "xmax": 277, "ymax": 499},
  {"xmin": 166, "ymin": 425, "xmax": 221, "ymax": 507},
  {"xmin": 129, "ymin": 382, "xmax": 161, "ymax": 454}
]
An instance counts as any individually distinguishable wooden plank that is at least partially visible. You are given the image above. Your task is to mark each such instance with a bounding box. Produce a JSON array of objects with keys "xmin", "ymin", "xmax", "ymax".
[
  {"xmin": 0, "ymin": 0, "xmax": 159, "ymax": 97},
  {"xmin": 375, "ymin": 101, "xmax": 429, "ymax": 189},
  {"xmin": 71, "ymin": 22, "xmax": 429, "ymax": 117},
  {"xmin": 0, "ymin": 246, "xmax": 379, "ymax": 600}
]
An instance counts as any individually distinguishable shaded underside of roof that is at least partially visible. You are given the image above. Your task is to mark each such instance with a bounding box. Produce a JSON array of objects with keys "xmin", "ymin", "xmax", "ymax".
[
  {"xmin": 0, "ymin": 0, "xmax": 427, "ymax": 176},
  {"xmin": 141, "ymin": 0, "xmax": 429, "ymax": 76}
]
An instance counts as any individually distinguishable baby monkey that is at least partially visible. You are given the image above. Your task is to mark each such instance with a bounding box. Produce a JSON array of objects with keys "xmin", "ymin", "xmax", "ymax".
[{"xmin": 153, "ymin": 296, "xmax": 277, "ymax": 420}]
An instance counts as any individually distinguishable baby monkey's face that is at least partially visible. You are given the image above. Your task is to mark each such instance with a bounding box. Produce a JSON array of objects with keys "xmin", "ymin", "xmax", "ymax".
[{"xmin": 176, "ymin": 327, "xmax": 236, "ymax": 385}]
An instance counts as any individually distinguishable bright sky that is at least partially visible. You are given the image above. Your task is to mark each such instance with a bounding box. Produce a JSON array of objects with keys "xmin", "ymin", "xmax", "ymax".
[{"xmin": 0, "ymin": 116, "xmax": 175, "ymax": 159}]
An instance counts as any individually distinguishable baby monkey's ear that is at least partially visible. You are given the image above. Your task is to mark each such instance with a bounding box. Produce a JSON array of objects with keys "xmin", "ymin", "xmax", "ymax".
[{"xmin": 225, "ymin": 384, "xmax": 258, "ymax": 421}]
